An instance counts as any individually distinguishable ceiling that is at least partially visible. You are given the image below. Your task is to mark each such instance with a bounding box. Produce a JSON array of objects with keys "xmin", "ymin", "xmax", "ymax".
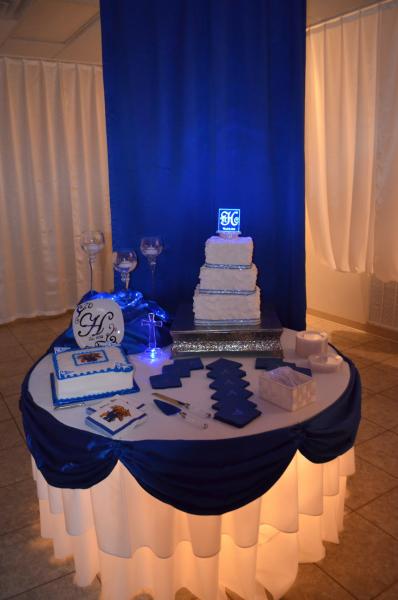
[
  {"xmin": 307, "ymin": 0, "xmax": 379, "ymax": 26},
  {"xmin": 0, "ymin": 0, "xmax": 381, "ymax": 65},
  {"xmin": 0, "ymin": 0, "xmax": 101, "ymax": 63}
]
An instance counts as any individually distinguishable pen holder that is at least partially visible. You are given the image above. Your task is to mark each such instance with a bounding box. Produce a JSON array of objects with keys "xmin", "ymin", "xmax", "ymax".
[{"xmin": 295, "ymin": 330, "xmax": 328, "ymax": 358}]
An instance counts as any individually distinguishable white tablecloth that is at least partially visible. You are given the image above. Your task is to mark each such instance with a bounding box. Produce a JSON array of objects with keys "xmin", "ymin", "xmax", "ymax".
[
  {"xmin": 28, "ymin": 330, "xmax": 356, "ymax": 599},
  {"xmin": 29, "ymin": 330, "xmax": 351, "ymax": 440},
  {"xmin": 32, "ymin": 451, "xmax": 354, "ymax": 600}
]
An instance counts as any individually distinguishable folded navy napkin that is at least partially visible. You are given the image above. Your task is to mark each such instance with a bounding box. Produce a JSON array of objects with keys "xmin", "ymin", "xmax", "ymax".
[
  {"xmin": 207, "ymin": 368, "xmax": 246, "ymax": 380},
  {"xmin": 206, "ymin": 358, "xmax": 243, "ymax": 371},
  {"xmin": 211, "ymin": 388, "xmax": 253, "ymax": 402},
  {"xmin": 255, "ymin": 357, "xmax": 293, "ymax": 370},
  {"xmin": 255, "ymin": 357, "xmax": 312, "ymax": 377},
  {"xmin": 212, "ymin": 399, "xmax": 258, "ymax": 411},
  {"xmin": 205, "ymin": 357, "xmax": 261, "ymax": 428},
  {"xmin": 214, "ymin": 405, "xmax": 261, "ymax": 428},
  {"xmin": 149, "ymin": 374, "xmax": 182, "ymax": 389},
  {"xmin": 173, "ymin": 357, "xmax": 204, "ymax": 371},
  {"xmin": 209, "ymin": 378, "xmax": 250, "ymax": 391},
  {"xmin": 162, "ymin": 363, "xmax": 192, "ymax": 378},
  {"xmin": 292, "ymin": 366, "xmax": 313, "ymax": 377}
]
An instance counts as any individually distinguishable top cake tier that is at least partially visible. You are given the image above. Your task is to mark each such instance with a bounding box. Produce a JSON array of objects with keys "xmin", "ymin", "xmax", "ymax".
[{"xmin": 205, "ymin": 236, "xmax": 253, "ymax": 266}]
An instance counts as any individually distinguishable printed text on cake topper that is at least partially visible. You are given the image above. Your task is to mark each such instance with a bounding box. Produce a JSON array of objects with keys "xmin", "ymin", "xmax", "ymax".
[{"xmin": 218, "ymin": 208, "xmax": 241, "ymax": 233}]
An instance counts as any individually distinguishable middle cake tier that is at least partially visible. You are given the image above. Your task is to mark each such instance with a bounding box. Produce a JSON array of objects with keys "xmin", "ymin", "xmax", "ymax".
[{"xmin": 199, "ymin": 263, "xmax": 258, "ymax": 291}]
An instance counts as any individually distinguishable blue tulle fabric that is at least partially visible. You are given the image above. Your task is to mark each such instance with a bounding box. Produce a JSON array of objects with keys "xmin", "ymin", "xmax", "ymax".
[
  {"xmin": 50, "ymin": 290, "xmax": 172, "ymax": 355},
  {"xmin": 21, "ymin": 326, "xmax": 361, "ymax": 515}
]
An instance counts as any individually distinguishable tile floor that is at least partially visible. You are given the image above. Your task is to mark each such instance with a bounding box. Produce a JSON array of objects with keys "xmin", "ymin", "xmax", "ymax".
[{"xmin": 0, "ymin": 313, "xmax": 397, "ymax": 600}]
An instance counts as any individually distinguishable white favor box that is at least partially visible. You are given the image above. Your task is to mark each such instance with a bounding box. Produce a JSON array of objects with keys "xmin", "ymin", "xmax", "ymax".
[{"xmin": 259, "ymin": 369, "xmax": 316, "ymax": 412}]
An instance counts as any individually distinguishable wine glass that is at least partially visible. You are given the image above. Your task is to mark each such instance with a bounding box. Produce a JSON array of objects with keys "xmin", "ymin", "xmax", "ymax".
[
  {"xmin": 140, "ymin": 236, "xmax": 163, "ymax": 297},
  {"xmin": 113, "ymin": 249, "xmax": 138, "ymax": 291},
  {"xmin": 80, "ymin": 230, "xmax": 105, "ymax": 293}
]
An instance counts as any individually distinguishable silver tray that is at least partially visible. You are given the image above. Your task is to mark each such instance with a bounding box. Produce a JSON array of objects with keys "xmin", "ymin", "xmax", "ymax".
[{"xmin": 170, "ymin": 304, "xmax": 283, "ymax": 357}]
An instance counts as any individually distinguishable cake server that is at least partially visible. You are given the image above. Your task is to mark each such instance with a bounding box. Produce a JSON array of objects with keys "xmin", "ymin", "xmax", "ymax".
[
  {"xmin": 152, "ymin": 392, "xmax": 212, "ymax": 419},
  {"xmin": 153, "ymin": 399, "xmax": 209, "ymax": 429}
]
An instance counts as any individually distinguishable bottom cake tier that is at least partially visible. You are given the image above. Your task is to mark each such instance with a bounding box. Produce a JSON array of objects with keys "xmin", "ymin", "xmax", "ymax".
[{"xmin": 193, "ymin": 285, "xmax": 261, "ymax": 324}]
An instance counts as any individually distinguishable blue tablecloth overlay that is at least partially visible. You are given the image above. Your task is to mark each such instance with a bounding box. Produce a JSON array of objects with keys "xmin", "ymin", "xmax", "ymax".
[{"xmin": 21, "ymin": 331, "xmax": 361, "ymax": 515}]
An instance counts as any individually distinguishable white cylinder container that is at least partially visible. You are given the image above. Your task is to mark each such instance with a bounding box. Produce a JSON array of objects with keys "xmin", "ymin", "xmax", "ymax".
[{"xmin": 295, "ymin": 330, "xmax": 329, "ymax": 358}]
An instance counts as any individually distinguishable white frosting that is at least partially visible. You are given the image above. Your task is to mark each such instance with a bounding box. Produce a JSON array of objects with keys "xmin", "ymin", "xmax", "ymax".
[
  {"xmin": 53, "ymin": 346, "xmax": 134, "ymax": 400},
  {"xmin": 205, "ymin": 236, "xmax": 253, "ymax": 266},
  {"xmin": 193, "ymin": 285, "xmax": 261, "ymax": 321},
  {"xmin": 199, "ymin": 263, "xmax": 258, "ymax": 291}
]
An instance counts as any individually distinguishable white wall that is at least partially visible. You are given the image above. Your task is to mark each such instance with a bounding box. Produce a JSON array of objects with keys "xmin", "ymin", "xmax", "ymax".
[{"xmin": 306, "ymin": 221, "xmax": 371, "ymax": 324}]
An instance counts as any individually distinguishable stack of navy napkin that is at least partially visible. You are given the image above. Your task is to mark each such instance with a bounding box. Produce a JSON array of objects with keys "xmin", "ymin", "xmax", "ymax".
[
  {"xmin": 255, "ymin": 357, "xmax": 312, "ymax": 377},
  {"xmin": 149, "ymin": 357, "xmax": 204, "ymax": 389},
  {"xmin": 207, "ymin": 358, "xmax": 261, "ymax": 428}
]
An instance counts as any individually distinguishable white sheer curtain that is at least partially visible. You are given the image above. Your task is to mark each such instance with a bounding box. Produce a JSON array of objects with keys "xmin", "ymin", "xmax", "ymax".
[
  {"xmin": 306, "ymin": 0, "xmax": 398, "ymax": 283},
  {"xmin": 0, "ymin": 58, "xmax": 113, "ymax": 324}
]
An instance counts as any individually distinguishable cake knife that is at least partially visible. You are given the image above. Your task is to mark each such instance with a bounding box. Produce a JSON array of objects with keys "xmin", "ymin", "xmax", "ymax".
[{"xmin": 53, "ymin": 398, "xmax": 107, "ymax": 410}]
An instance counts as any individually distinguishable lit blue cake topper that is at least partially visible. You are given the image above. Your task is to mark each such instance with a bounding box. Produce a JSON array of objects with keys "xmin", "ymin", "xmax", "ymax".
[{"xmin": 217, "ymin": 208, "xmax": 241, "ymax": 234}]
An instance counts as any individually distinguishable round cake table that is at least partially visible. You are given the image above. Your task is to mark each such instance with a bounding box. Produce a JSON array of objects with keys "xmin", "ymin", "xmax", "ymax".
[{"xmin": 21, "ymin": 329, "xmax": 360, "ymax": 600}]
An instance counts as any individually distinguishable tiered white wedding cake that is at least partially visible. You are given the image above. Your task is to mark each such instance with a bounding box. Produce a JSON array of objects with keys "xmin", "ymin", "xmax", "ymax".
[{"xmin": 193, "ymin": 234, "xmax": 261, "ymax": 324}]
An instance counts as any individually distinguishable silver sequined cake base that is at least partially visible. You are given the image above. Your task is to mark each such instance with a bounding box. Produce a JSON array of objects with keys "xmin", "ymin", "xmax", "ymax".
[
  {"xmin": 172, "ymin": 336, "xmax": 282, "ymax": 356},
  {"xmin": 171, "ymin": 305, "xmax": 283, "ymax": 357}
]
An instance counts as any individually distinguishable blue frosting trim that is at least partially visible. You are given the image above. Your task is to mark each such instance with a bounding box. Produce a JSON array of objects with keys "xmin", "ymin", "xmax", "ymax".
[
  {"xmin": 53, "ymin": 346, "xmax": 72, "ymax": 355},
  {"xmin": 50, "ymin": 373, "xmax": 139, "ymax": 407},
  {"xmin": 205, "ymin": 262, "xmax": 252, "ymax": 270},
  {"xmin": 199, "ymin": 288, "xmax": 256, "ymax": 296}
]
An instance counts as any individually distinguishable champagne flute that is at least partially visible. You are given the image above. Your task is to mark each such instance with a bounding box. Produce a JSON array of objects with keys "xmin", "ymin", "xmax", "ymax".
[
  {"xmin": 80, "ymin": 230, "xmax": 105, "ymax": 293},
  {"xmin": 113, "ymin": 250, "xmax": 138, "ymax": 291},
  {"xmin": 140, "ymin": 236, "xmax": 163, "ymax": 297}
]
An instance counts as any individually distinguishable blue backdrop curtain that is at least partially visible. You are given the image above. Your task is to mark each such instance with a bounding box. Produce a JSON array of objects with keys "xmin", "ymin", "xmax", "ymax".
[{"xmin": 100, "ymin": 0, "xmax": 306, "ymax": 330}]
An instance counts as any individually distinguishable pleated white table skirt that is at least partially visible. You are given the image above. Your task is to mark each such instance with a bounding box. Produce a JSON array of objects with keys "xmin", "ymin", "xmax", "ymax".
[{"xmin": 32, "ymin": 447, "xmax": 355, "ymax": 600}]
